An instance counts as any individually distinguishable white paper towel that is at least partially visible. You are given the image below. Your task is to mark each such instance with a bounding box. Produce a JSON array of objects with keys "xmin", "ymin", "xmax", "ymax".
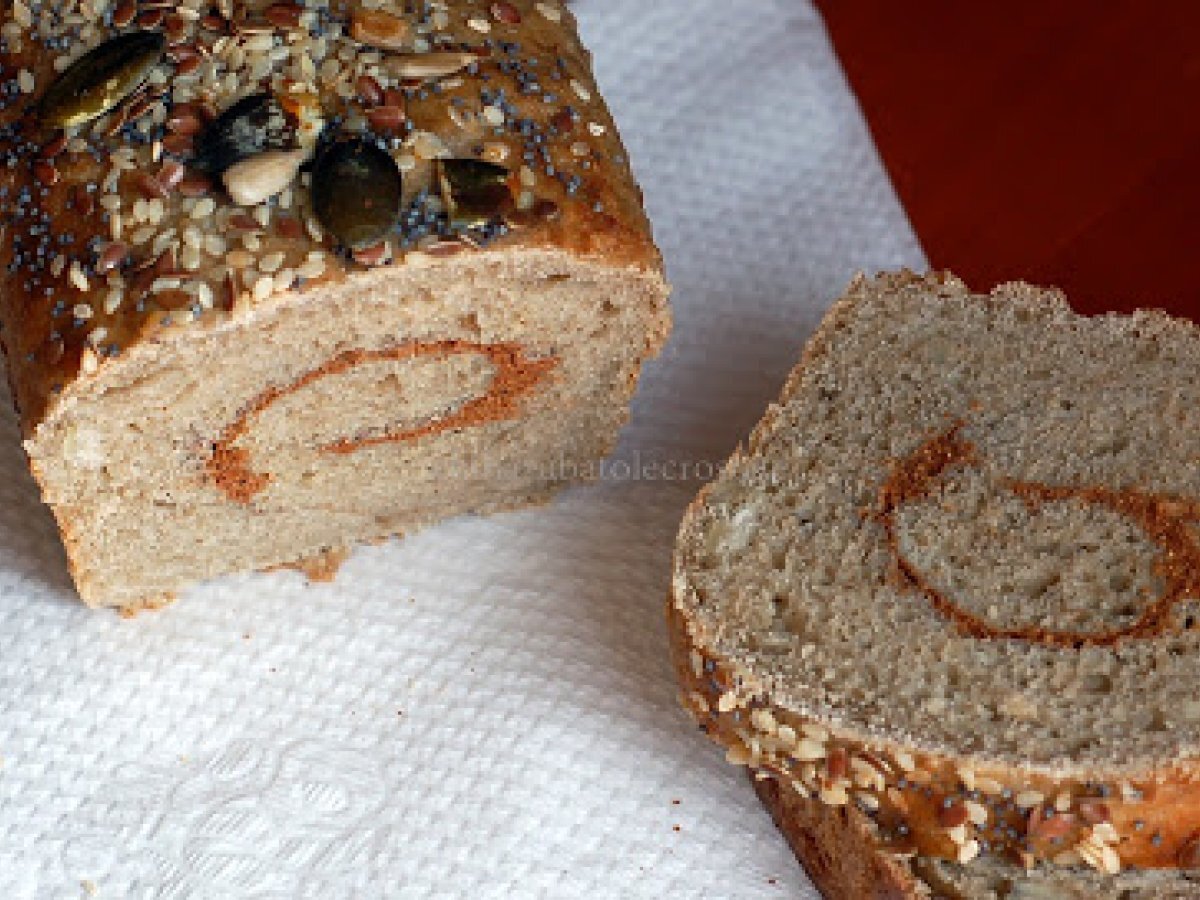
[{"xmin": 0, "ymin": 1, "xmax": 925, "ymax": 896}]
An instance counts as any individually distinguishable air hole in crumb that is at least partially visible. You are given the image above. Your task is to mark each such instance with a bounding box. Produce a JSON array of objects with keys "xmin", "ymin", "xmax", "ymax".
[{"xmin": 1078, "ymin": 672, "xmax": 1113, "ymax": 695}]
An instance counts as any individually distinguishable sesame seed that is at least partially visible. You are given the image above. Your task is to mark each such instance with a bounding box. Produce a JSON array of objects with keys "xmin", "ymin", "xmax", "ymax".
[
  {"xmin": 191, "ymin": 198, "xmax": 216, "ymax": 219},
  {"xmin": 570, "ymin": 78, "xmax": 591, "ymax": 101},
  {"xmin": 957, "ymin": 840, "xmax": 981, "ymax": 864},
  {"xmin": 964, "ymin": 800, "xmax": 988, "ymax": 826},
  {"xmin": 12, "ymin": 0, "xmax": 32, "ymax": 28},
  {"xmin": 180, "ymin": 246, "xmax": 202, "ymax": 270},
  {"xmin": 79, "ymin": 347, "xmax": 99, "ymax": 375},
  {"xmin": 794, "ymin": 739, "xmax": 826, "ymax": 762},
  {"xmin": 252, "ymin": 274, "xmax": 274, "ymax": 301},
  {"xmin": 67, "ymin": 262, "xmax": 89, "ymax": 291},
  {"xmin": 295, "ymin": 254, "xmax": 324, "ymax": 282},
  {"xmin": 1099, "ymin": 845, "xmax": 1121, "ymax": 874},
  {"xmin": 259, "ymin": 251, "xmax": 285, "ymax": 274},
  {"xmin": 1014, "ymin": 790, "xmax": 1044, "ymax": 809},
  {"xmin": 725, "ymin": 744, "xmax": 752, "ymax": 767}
]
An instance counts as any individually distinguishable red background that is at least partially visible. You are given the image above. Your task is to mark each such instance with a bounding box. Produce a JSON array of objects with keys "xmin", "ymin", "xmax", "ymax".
[{"xmin": 815, "ymin": 0, "xmax": 1200, "ymax": 317}]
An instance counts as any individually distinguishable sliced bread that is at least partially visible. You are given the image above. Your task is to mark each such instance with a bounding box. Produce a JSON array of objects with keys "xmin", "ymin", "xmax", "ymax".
[{"xmin": 670, "ymin": 271, "xmax": 1200, "ymax": 875}]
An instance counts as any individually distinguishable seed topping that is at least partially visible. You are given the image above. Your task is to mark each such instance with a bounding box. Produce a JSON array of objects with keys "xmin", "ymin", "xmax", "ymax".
[{"xmin": 0, "ymin": 0, "xmax": 620, "ymax": 385}]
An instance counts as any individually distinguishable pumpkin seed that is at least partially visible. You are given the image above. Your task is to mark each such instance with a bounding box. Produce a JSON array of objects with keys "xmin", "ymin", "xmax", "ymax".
[
  {"xmin": 39, "ymin": 31, "xmax": 165, "ymax": 129},
  {"xmin": 436, "ymin": 158, "xmax": 512, "ymax": 229},
  {"xmin": 192, "ymin": 93, "xmax": 295, "ymax": 175},
  {"xmin": 311, "ymin": 139, "xmax": 403, "ymax": 250}
]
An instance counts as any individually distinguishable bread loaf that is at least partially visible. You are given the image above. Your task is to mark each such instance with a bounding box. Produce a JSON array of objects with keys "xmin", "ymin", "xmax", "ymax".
[
  {"xmin": 670, "ymin": 271, "xmax": 1200, "ymax": 876},
  {"xmin": 0, "ymin": 0, "xmax": 669, "ymax": 608},
  {"xmin": 753, "ymin": 772, "xmax": 1200, "ymax": 899}
]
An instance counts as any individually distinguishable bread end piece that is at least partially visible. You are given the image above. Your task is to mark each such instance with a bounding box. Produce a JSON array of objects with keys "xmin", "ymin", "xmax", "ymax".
[
  {"xmin": 27, "ymin": 249, "xmax": 668, "ymax": 608},
  {"xmin": 1, "ymin": 0, "xmax": 670, "ymax": 607}
]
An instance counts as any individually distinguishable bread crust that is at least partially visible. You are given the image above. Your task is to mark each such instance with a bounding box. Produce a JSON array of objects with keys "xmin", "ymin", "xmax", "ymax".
[
  {"xmin": 668, "ymin": 271, "xmax": 1200, "ymax": 875},
  {"xmin": 752, "ymin": 772, "xmax": 919, "ymax": 900},
  {"xmin": 0, "ymin": 0, "xmax": 665, "ymax": 441},
  {"xmin": 754, "ymin": 770, "xmax": 1200, "ymax": 899}
]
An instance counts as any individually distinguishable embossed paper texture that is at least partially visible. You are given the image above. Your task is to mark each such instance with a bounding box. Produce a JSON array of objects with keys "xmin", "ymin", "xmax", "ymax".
[{"xmin": 0, "ymin": 1, "xmax": 923, "ymax": 897}]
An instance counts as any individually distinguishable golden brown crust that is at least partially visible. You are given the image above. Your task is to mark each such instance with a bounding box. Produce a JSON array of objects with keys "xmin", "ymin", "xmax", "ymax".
[
  {"xmin": 752, "ymin": 771, "xmax": 921, "ymax": 900},
  {"xmin": 754, "ymin": 770, "xmax": 1200, "ymax": 899},
  {"xmin": 0, "ymin": 0, "xmax": 661, "ymax": 437}
]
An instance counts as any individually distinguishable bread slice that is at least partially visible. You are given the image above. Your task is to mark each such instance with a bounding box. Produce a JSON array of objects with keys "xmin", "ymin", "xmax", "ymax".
[
  {"xmin": 753, "ymin": 771, "xmax": 1200, "ymax": 899},
  {"xmin": 669, "ymin": 271, "xmax": 1200, "ymax": 875},
  {"xmin": 0, "ymin": 1, "xmax": 670, "ymax": 607}
]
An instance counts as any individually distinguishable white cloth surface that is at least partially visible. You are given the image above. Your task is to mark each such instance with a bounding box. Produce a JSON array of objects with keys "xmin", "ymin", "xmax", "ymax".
[{"xmin": 0, "ymin": 1, "xmax": 925, "ymax": 896}]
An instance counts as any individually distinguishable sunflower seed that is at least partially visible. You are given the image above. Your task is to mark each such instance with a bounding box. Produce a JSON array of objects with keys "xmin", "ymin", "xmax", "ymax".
[
  {"xmin": 386, "ymin": 52, "xmax": 477, "ymax": 81},
  {"xmin": 221, "ymin": 147, "xmax": 307, "ymax": 206}
]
